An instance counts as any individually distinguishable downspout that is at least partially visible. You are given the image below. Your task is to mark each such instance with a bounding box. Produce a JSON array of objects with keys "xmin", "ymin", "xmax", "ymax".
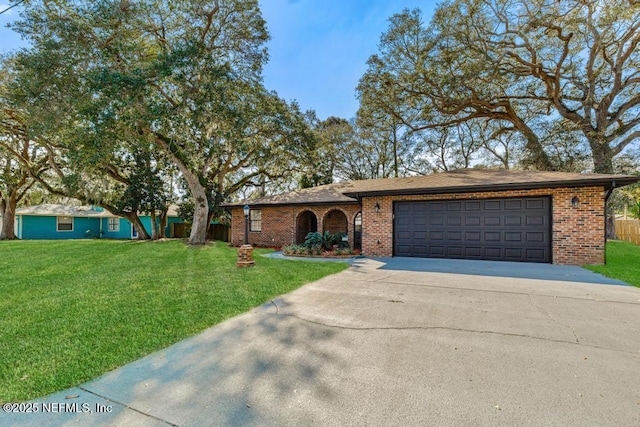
[
  {"xmin": 603, "ymin": 180, "xmax": 616, "ymax": 265},
  {"xmin": 99, "ymin": 217, "xmax": 103, "ymax": 238}
]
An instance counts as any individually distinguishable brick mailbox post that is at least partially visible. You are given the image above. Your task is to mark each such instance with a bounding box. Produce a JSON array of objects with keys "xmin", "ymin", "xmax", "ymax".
[{"xmin": 237, "ymin": 244, "xmax": 255, "ymax": 268}]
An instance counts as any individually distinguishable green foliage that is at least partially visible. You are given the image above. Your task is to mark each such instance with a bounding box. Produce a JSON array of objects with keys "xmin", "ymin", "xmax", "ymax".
[
  {"xmin": 585, "ymin": 241, "xmax": 640, "ymax": 288},
  {"xmin": 629, "ymin": 201, "xmax": 640, "ymax": 220},
  {"xmin": 10, "ymin": 0, "xmax": 311, "ymax": 245},
  {"xmin": 357, "ymin": 1, "xmax": 640, "ymax": 175},
  {"xmin": 0, "ymin": 240, "xmax": 347, "ymax": 402},
  {"xmin": 304, "ymin": 231, "xmax": 343, "ymax": 251},
  {"xmin": 334, "ymin": 247, "xmax": 356, "ymax": 256}
]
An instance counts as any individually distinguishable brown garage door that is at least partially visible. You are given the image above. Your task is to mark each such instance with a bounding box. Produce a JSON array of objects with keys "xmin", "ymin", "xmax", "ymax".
[{"xmin": 394, "ymin": 197, "xmax": 551, "ymax": 263}]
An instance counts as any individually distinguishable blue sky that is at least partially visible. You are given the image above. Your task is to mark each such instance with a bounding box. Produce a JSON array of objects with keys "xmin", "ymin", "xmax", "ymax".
[{"xmin": 0, "ymin": 0, "xmax": 438, "ymax": 120}]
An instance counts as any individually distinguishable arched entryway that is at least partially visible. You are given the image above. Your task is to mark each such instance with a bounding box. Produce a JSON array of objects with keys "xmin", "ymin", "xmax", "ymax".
[
  {"xmin": 296, "ymin": 210, "xmax": 318, "ymax": 244},
  {"xmin": 354, "ymin": 212, "xmax": 362, "ymax": 250},
  {"xmin": 323, "ymin": 209, "xmax": 348, "ymax": 236}
]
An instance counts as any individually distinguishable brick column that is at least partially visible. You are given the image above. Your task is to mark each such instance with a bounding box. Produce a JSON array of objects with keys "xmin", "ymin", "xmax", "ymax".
[{"xmin": 237, "ymin": 244, "xmax": 255, "ymax": 268}]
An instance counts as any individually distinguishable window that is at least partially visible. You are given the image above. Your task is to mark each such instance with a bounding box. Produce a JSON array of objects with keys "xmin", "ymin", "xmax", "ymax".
[
  {"xmin": 57, "ymin": 216, "xmax": 73, "ymax": 232},
  {"xmin": 249, "ymin": 209, "xmax": 262, "ymax": 232},
  {"xmin": 108, "ymin": 218, "xmax": 119, "ymax": 232}
]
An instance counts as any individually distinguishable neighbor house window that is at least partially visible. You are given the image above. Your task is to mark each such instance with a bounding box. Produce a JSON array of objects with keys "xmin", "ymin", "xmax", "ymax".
[
  {"xmin": 249, "ymin": 209, "xmax": 262, "ymax": 232},
  {"xmin": 57, "ymin": 216, "xmax": 73, "ymax": 232},
  {"xmin": 108, "ymin": 218, "xmax": 119, "ymax": 232}
]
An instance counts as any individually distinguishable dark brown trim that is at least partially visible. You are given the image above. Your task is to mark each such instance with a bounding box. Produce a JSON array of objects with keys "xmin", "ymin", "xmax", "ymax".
[
  {"xmin": 223, "ymin": 200, "xmax": 360, "ymax": 209},
  {"xmin": 344, "ymin": 177, "xmax": 640, "ymax": 199}
]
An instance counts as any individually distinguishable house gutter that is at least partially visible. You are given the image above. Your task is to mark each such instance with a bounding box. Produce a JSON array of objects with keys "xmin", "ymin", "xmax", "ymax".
[
  {"xmin": 342, "ymin": 177, "xmax": 640, "ymax": 198},
  {"xmin": 222, "ymin": 200, "xmax": 360, "ymax": 209}
]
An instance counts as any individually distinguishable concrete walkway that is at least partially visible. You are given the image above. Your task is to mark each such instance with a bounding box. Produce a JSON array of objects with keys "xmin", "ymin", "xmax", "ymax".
[{"xmin": 5, "ymin": 258, "xmax": 640, "ymax": 426}]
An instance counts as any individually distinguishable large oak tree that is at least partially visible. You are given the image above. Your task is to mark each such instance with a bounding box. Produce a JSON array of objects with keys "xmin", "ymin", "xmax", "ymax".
[{"xmin": 13, "ymin": 0, "xmax": 306, "ymax": 244}]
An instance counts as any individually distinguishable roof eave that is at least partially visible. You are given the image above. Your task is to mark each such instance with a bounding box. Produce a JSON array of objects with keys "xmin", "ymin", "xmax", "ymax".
[
  {"xmin": 223, "ymin": 199, "xmax": 360, "ymax": 209},
  {"xmin": 343, "ymin": 177, "xmax": 640, "ymax": 198}
]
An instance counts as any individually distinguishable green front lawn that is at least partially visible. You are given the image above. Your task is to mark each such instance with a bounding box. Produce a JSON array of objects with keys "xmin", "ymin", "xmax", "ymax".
[
  {"xmin": 585, "ymin": 240, "xmax": 640, "ymax": 287},
  {"xmin": 0, "ymin": 240, "xmax": 348, "ymax": 403}
]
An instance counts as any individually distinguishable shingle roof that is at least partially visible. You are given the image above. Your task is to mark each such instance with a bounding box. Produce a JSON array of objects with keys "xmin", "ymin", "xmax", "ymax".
[
  {"xmin": 16, "ymin": 204, "xmax": 181, "ymax": 217},
  {"xmin": 341, "ymin": 169, "xmax": 640, "ymax": 197},
  {"xmin": 225, "ymin": 169, "xmax": 639, "ymax": 207},
  {"xmin": 226, "ymin": 182, "xmax": 360, "ymax": 207},
  {"xmin": 16, "ymin": 204, "xmax": 112, "ymax": 217}
]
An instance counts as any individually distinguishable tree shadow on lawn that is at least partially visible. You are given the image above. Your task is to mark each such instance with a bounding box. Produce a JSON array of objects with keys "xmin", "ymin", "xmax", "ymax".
[{"xmin": 10, "ymin": 299, "xmax": 348, "ymax": 426}]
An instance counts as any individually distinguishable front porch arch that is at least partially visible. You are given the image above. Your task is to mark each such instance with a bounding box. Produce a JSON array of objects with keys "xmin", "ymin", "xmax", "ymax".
[
  {"xmin": 296, "ymin": 210, "xmax": 318, "ymax": 244},
  {"xmin": 323, "ymin": 209, "xmax": 348, "ymax": 236}
]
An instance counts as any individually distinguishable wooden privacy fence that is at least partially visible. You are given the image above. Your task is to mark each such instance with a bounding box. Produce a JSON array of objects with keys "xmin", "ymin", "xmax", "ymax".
[{"xmin": 615, "ymin": 219, "xmax": 640, "ymax": 245}]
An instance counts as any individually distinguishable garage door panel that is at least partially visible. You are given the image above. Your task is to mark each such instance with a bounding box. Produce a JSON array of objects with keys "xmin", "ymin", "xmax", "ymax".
[
  {"xmin": 412, "ymin": 245, "xmax": 428, "ymax": 255},
  {"xmin": 505, "ymin": 232, "xmax": 523, "ymax": 242},
  {"xmin": 484, "ymin": 247, "xmax": 502, "ymax": 258},
  {"xmin": 465, "ymin": 201, "xmax": 481, "ymax": 210},
  {"xmin": 447, "ymin": 231, "xmax": 462, "ymax": 241},
  {"xmin": 504, "ymin": 200, "xmax": 522, "ymax": 210},
  {"xmin": 466, "ymin": 247, "xmax": 482, "ymax": 257},
  {"xmin": 413, "ymin": 216, "xmax": 427, "ymax": 226},
  {"xmin": 484, "ymin": 216, "xmax": 501, "ymax": 226},
  {"xmin": 447, "ymin": 216, "xmax": 461, "ymax": 226},
  {"xmin": 429, "ymin": 202, "xmax": 445, "ymax": 211},
  {"xmin": 397, "ymin": 230, "xmax": 411, "ymax": 240},
  {"xmin": 448, "ymin": 202, "xmax": 462, "ymax": 211},
  {"xmin": 446, "ymin": 246, "xmax": 463, "ymax": 256},
  {"xmin": 505, "ymin": 216, "xmax": 522, "ymax": 226},
  {"xmin": 526, "ymin": 232, "xmax": 545, "ymax": 242},
  {"xmin": 413, "ymin": 231, "xmax": 427, "ymax": 240},
  {"xmin": 430, "ymin": 231, "xmax": 444, "ymax": 240},
  {"xmin": 429, "ymin": 217, "xmax": 444, "ymax": 226},
  {"xmin": 397, "ymin": 218, "xmax": 413, "ymax": 228},
  {"xmin": 394, "ymin": 197, "xmax": 550, "ymax": 263},
  {"xmin": 465, "ymin": 231, "xmax": 481, "ymax": 241},
  {"xmin": 396, "ymin": 204, "xmax": 412, "ymax": 213},
  {"xmin": 505, "ymin": 248, "xmax": 524, "ymax": 260},
  {"xmin": 484, "ymin": 200, "xmax": 501, "ymax": 210},
  {"xmin": 465, "ymin": 216, "xmax": 481, "ymax": 226},
  {"xmin": 430, "ymin": 246, "xmax": 445, "ymax": 256},
  {"xmin": 526, "ymin": 216, "xmax": 545, "ymax": 226},
  {"xmin": 525, "ymin": 248, "xmax": 546, "ymax": 260},
  {"xmin": 484, "ymin": 231, "xmax": 501, "ymax": 242},
  {"xmin": 527, "ymin": 199, "xmax": 545, "ymax": 209}
]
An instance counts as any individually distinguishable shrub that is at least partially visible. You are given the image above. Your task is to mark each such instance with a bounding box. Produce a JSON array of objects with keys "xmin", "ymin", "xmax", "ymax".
[
  {"xmin": 304, "ymin": 231, "xmax": 343, "ymax": 251},
  {"xmin": 283, "ymin": 244, "xmax": 306, "ymax": 255},
  {"xmin": 334, "ymin": 248, "xmax": 355, "ymax": 256}
]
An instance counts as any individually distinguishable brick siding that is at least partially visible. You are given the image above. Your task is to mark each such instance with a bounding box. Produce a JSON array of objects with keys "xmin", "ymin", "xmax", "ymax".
[
  {"xmin": 361, "ymin": 186, "xmax": 606, "ymax": 265},
  {"xmin": 230, "ymin": 204, "xmax": 361, "ymax": 249},
  {"xmin": 230, "ymin": 186, "xmax": 606, "ymax": 265}
]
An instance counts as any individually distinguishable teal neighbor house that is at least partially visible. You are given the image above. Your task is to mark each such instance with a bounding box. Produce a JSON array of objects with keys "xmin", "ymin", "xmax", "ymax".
[{"xmin": 13, "ymin": 204, "xmax": 184, "ymax": 240}]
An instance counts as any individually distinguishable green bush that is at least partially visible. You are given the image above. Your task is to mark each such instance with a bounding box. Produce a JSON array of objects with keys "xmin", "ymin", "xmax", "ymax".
[
  {"xmin": 304, "ymin": 231, "xmax": 343, "ymax": 251},
  {"xmin": 334, "ymin": 248, "xmax": 355, "ymax": 256}
]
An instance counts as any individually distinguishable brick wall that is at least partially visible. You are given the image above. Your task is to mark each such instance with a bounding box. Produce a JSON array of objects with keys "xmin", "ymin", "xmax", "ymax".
[
  {"xmin": 230, "ymin": 204, "xmax": 361, "ymax": 248},
  {"xmin": 361, "ymin": 186, "xmax": 606, "ymax": 265}
]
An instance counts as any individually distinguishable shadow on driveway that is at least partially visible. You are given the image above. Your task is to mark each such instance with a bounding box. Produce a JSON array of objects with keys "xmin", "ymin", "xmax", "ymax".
[{"xmin": 369, "ymin": 257, "xmax": 629, "ymax": 286}]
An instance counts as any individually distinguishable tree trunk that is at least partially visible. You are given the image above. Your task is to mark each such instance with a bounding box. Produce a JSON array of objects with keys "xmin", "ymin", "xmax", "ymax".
[
  {"xmin": 392, "ymin": 125, "xmax": 399, "ymax": 178},
  {"xmin": 150, "ymin": 210, "xmax": 158, "ymax": 240},
  {"xmin": 124, "ymin": 212, "xmax": 151, "ymax": 240},
  {"xmin": 589, "ymin": 139, "xmax": 616, "ymax": 239},
  {"xmin": 513, "ymin": 116, "xmax": 555, "ymax": 171},
  {"xmin": 190, "ymin": 191, "xmax": 209, "ymax": 245},
  {"xmin": 158, "ymin": 208, "xmax": 168, "ymax": 239},
  {"xmin": 0, "ymin": 196, "xmax": 17, "ymax": 240},
  {"xmin": 152, "ymin": 132, "xmax": 208, "ymax": 245}
]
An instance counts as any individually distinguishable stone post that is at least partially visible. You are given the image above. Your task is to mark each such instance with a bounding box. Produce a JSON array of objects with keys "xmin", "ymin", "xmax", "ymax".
[{"xmin": 237, "ymin": 244, "xmax": 255, "ymax": 268}]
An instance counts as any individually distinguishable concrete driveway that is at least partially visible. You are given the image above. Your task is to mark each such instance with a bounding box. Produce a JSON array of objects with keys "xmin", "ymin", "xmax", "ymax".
[{"xmin": 5, "ymin": 258, "xmax": 640, "ymax": 426}]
